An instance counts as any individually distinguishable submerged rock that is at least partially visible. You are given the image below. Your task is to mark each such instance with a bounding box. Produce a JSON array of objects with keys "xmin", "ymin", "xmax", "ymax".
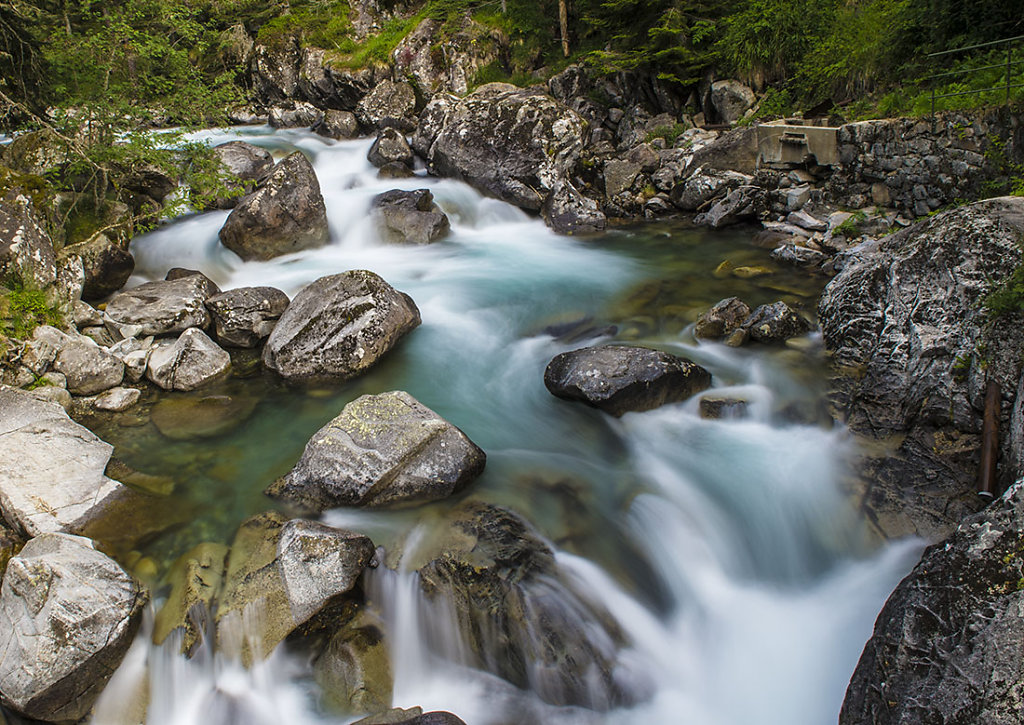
[
  {"xmin": 104, "ymin": 272, "xmax": 220, "ymax": 336},
  {"xmin": 151, "ymin": 394, "xmax": 257, "ymax": 440},
  {"xmin": 262, "ymin": 270, "xmax": 420, "ymax": 382},
  {"xmin": 417, "ymin": 503, "xmax": 643, "ymax": 710},
  {"xmin": 370, "ymin": 189, "xmax": 450, "ymax": 245},
  {"xmin": 544, "ymin": 345, "xmax": 712, "ymax": 417},
  {"xmin": 841, "ymin": 483, "xmax": 1024, "ymax": 725},
  {"xmin": 219, "ymin": 152, "xmax": 329, "ymax": 262},
  {"xmin": 216, "ymin": 513, "xmax": 375, "ymax": 659},
  {"xmin": 268, "ymin": 391, "xmax": 485, "ymax": 511},
  {"xmin": 0, "ymin": 533, "xmax": 147, "ymax": 723},
  {"xmin": 205, "ymin": 286, "xmax": 290, "ymax": 348}
]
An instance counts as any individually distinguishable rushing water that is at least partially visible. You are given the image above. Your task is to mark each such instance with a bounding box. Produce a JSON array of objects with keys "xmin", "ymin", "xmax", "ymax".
[{"xmin": 87, "ymin": 127, "xmax": 923, "ymax": 725}]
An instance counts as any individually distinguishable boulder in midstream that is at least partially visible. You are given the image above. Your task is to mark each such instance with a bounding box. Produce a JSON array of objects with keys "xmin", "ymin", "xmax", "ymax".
[
  {"xmin": 370, "ymin": 190, "xmax": 450, "ymax": 245},
  {"xmin": 205, "ymin": 286, "xmax": 290, "ymax": 348},
  {"xmin": 544, "ymin": 345, "xmax": 712, "ymax": 417},
  {"xmin": 267, "ymin": 391, "xmax": 486, "ymax": 511},
  {"xmin": 261, "ymin": 270, "xmax": 420, "ymax": 382}
]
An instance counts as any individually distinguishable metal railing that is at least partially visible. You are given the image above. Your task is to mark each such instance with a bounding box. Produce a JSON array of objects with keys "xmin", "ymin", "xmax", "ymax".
[{"xmin": 925, "ymin": 34, "xmax": 1024, "ymax": 117}]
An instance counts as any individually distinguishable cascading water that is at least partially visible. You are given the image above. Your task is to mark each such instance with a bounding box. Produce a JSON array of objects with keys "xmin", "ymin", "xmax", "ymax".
[{"xmin": 90, "ymin": 127, "xmax": 923, "ymax": 725}]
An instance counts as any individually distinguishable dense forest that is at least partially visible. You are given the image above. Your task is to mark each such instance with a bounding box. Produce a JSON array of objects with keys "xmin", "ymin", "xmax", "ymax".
[{"xmin": 1, "ymin": 0, "xmax": 1022, "ymax": 129}]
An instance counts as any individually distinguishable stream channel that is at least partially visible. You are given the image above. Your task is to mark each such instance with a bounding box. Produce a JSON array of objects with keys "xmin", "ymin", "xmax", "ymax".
[{"xmin": 84, "ymin": 127, "xmax": 922, "ymax": 725}]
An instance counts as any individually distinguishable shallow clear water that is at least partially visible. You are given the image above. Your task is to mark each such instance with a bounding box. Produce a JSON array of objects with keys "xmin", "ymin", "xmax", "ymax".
[{"xmin": 86, "ymin": 128, "xmax": 922, "ymax": 725}]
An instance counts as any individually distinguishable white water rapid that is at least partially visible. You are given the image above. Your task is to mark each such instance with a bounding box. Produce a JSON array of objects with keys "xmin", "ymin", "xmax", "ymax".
[{"xmin": 91, "ymin": 127, "xmax": 923, "ymax": 725}]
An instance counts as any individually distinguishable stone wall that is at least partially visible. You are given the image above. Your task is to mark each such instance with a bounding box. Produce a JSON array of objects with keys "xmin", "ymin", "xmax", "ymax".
[{"xmin": 825, "ymin": 109, "xmax": 1024, "ymax": 216}]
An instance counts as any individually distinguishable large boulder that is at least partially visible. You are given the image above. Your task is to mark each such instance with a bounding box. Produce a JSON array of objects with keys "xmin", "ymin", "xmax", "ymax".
[
  {"xmin": 370, "ymin": 190, "xmax": 450, "ymax": 245},
  {"xmin": 413, "ymin": 84, "xmax": 605, "ymax": 232},
  {"xmin": 356, "ymin": 80, "xmax": 418, "ymax": 132},
  {"xmin": 262, "ymin": 270, "xmax": 420, "ymax": 382},
  {"xmin": 544, "ymin": 345, "xmax": 712, "ymax": 417},
  {"xmin": 0, "ymin": 191, "xmax": 57, "ymax": 290},
  {"xmin": 216, "ymin": 513, "xmax": 375, "ymax": 659},
  {"xmin": 205, "ymin": 286, "xmax": 290, "ymax": 348},
  {"xmin": 416, "ymin": 503, "xmax": 642, "ymax": 709},
  {"xmin": 104, "ymin": 272, "xmax": 220, "ymax": 336},
  {"xmin": 269, "ymin": 102, "xmax": 323, "ymax": 129},
  {"xmin": 218, "ymin": 152, "xmax": 329, "ymax": 262},
  {"xmin": 710, "ymin": 80, "xmax": 756, "ymax": 124},
  {"xmin": 0, "ymin": 533, "xmax": 146, "ymax": 723},
  {"xmin": 391, "ymin": 17, "xmax": 505, "ymax": 98},
  {"xmin": 694, "ymin": 297, "xmax": 752, "ymax": 340},
  {"xmin": 840, "ymin": 483, "xmax": 1024, "ymax": 725},
  {"xmin": 820, "ymin": 197, "xmax": 1024, "ymax": 540},
  {"xmin": 267, "ymin": 391, "xmax": 485, "ymax": 511},
  {"xmin": 146, "ymin": 328, "xmax": 232, "ymax": 391},
  {"xmin": 60, "ymin": 231, "xmax": 134, "ymax": 301},
  {"xmin": 670, "ymin": 166, "xmax": 751, "ymax": 211},
  {"xmin": 251, "ymin": 42, "xmax": 301, "ymax": 106},
  {"xmin": 210, "ymin": 141, "xmax": 275, "ymax": 209},
  {"xmin": 298, "ymin": 47, "xmax": 382, "ymax": 111},
  {"xmin": 0, "ymin": 389, "xmax": 134, "ymax": 537}
]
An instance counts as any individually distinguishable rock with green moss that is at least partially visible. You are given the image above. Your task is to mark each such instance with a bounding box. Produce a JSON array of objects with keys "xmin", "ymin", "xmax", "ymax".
[
  {"xmin": 314, "ymin": 608, "xmax": 392, "ymax": 715},
  {"xmin": 267, "ymin": 391, "xmax": 486, "ymax": 511},
  {"xmin": 153, "ymin": 542, "xmax": 229, "ymax": 656},
  {"xmin": 215, "ymin": 513, "xmax": 375, "ymax": 661},
  {"xmin": 262, "ymin": 270, "xmax": 420, "ymax": 382}
]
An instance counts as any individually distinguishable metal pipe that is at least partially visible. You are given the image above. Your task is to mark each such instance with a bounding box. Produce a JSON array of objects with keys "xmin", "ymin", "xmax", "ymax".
[
  {"xmin": 978, "ymin": 379, "xmax": 1002, "ymax": 499},
  {"xmin": 927, "ymin": 34, "xmax": 1024, "ymax": 58}
]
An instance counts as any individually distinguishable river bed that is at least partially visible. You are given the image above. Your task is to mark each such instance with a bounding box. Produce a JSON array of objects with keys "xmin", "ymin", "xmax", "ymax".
[{"xmin": 85, "ymin": 127, "xmax": 922, "ymax": 725}]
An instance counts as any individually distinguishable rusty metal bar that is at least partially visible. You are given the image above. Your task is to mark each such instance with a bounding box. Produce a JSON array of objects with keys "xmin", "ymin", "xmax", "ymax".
[{"xmin": 978, "ymin": 379, "xmax": 1002, "ymax": 499}]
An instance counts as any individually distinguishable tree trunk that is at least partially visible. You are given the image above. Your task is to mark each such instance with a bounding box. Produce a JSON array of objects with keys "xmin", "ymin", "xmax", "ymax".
[{"xmin": 559, "ymin": 0, "xmax": 569, "ymax": 57}]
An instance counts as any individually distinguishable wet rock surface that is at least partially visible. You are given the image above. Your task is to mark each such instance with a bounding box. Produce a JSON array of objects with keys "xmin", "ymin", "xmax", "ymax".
[
  {"xmin": 0, "ymin": 533, "xmax": 147, "ymax": 723},
  {"xmin": 268, "ymin": 391, "xmax": 486, "ymax": 511},
  {"xmin": 416, "ymin": 502, "xmax": 643, "ymax": 710},
  {"xmin": 219, "ymin": 152, "xmax": 329, "ymax": 262},
  {"xmin": 146, "ymin": 328, "xmax": 232, "ymax": 391},
  {"xmin": 544, "ymin": 345, "xmax": 712, "ymax": 417},
  {"xmin": 215, "ymin": 513, "xmax": 375, "ymax": 658},
  {"xmin": 370, "ymin": 189, "xmax": 450, "ymax": 245},
  {"xmin": 820, "ymin": 197, "xmax": 1024, "ymax": 540},
  {"xmin": 841, "ymin": 483, "xmax": 1024, "ymax": 725},
  {"xmin": 262, "ymin": 270, "xmax": 421, "ymax": 382}
]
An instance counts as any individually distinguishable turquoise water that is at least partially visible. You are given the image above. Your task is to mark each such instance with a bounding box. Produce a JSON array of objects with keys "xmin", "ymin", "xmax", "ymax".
[{"xmin": 85, "ymin": 129, "xmax": 921, "ymax": 725}]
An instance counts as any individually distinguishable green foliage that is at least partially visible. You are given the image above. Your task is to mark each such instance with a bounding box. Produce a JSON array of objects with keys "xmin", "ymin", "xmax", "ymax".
[
  {"xmin": 0, "ymin": 282, "xmax": 64, "ymax": 340},
  {"xmin": 645, "ymin": 122, "xmax": 689, "ymax": 145},
  {"xmin": 256, "ymin": 1, "xmax": 353, "ymax": 52},
  {"xmin": 979, "ymin": 136, "xmax": 1024, "ymax": 199},
  {"xmin": 984, "ymin": 262, "xmax": 1024, "ymax": 318},
  {"xmin": 834, "ymin": 210, "xmax": 867, "ymax": 237}
]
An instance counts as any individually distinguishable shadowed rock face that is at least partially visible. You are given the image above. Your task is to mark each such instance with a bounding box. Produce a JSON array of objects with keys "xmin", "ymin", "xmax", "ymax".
[
  {"xmin": 819, "ymin": 197, "xmax": 1024, "ymax": 540},
  {"xmin": 218, "ymin": 152, "xmax": 329, "ymax": 262},
  {"xmin": 544, "ymin": 344, "xmax": 712, "ymax": 417},
  {"xmin": 416, "ymin": 503, "xmax": 646, "ymax": 710},
  {"xmin": 0, "ymin": 533, "xmax": 147, "ymax": 723},
  {"xmin": 413, "ymin": 83, "xmax": 605, "ymax": 234},
  {"xmin": 267, "ymin": 391, "xmax": 485, "ymax": 511},
  {"xmin": 841, "ymin": 483, "xmax": 1024, "ymax": 725},
  {"xmin": 261, "ymin": 270, "xmax": 420, "ymax": 382}
]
